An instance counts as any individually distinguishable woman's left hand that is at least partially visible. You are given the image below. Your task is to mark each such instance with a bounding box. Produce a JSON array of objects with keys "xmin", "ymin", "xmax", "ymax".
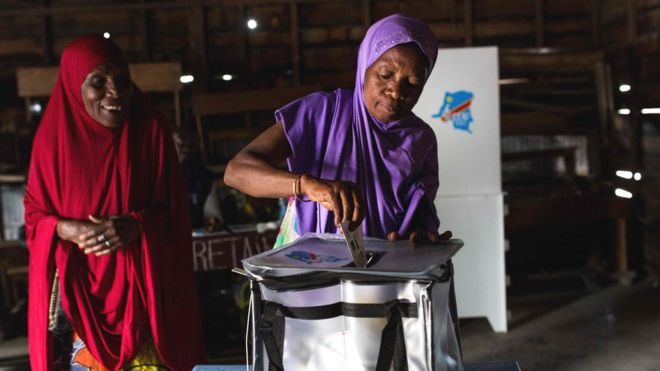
[
  {"xmin": 79, "ymin": 215, "xmax": 140, "ymax": 256},
  {"xmin": 387, "ymin": 229, "xmax": 452, "ymax": 247}
]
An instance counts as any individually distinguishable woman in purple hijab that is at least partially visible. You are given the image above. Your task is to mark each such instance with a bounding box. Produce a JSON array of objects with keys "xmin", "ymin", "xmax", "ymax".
[{"xmin": 225, "ymin": 14, "xmax": 448, "ymax": 245}]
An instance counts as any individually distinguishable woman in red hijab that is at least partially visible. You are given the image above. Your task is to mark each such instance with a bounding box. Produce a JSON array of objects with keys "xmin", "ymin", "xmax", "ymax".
[{"xmin": 24, "ymin": 36, "xmax": 205, "ymax": 370}]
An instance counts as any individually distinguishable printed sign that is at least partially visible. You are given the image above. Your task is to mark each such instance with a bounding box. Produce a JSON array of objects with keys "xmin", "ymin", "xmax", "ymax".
[{"xmin": 192, "ymin": 230, "xmax": 277, "ymax": 271}]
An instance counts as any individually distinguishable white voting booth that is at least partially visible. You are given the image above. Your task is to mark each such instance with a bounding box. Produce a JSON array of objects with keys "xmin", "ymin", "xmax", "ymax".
[{"xmin": 414, "ymin": 47, "xmax": 507, "ymax": 332}]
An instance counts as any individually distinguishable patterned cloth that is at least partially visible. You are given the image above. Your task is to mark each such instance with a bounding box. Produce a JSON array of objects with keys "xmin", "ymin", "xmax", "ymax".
[
  {"xmin": 71, "ymin": 333, "xmax": 166, "ymax": 371},
  {"xmin": 273, "ymin": 197, "xmax": 300, "ymax": 248}
]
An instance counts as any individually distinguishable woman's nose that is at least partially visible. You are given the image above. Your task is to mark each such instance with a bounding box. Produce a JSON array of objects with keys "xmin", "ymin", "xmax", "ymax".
[
  {"xmin": 387, "ymin": 81, "xmax": 403, "ymax": 100},
  {"xmin": 106, "ymin": 79, "xmax": 119, "ymax": 97}
]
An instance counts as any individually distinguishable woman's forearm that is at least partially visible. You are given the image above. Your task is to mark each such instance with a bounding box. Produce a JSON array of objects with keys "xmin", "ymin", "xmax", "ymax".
[
  {"xmin": 224, "ymin": 154, "xmax": 297, "ymax": 198},
  {"xmin": 223, "ymin": 122, "xmax": 299, "ymax": 199}
]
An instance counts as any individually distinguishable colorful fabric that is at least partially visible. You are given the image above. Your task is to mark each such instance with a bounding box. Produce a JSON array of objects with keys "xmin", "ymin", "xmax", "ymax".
[
  {"xmin": 24, "ymin": 36, "xmax": 205, "ymax": 370},
  {"xmin": 273, "ymin": 197, "xmax": 300, "ymax": 248},
  {"xmin": 71, "ymin": 333, "xmax": 165, "ymax": 371},
  {"xmin": 276, "ymin": 14, "xmax": 440, "ymax": 240}
]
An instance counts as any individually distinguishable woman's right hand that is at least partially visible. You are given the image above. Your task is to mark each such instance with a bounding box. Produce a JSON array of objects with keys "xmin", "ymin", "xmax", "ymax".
[{"xmin": 299, "ymin": 174, "xmax": 364, "ymax": 230}]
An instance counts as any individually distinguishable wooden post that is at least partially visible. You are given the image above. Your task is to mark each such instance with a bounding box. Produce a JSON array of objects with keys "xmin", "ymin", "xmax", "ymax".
[
  {"xmin": 290, "ymin": 1, "xmax": 300, "ymax": 86},
  {"xmin": 174, "ymin": 90, "xmax": 182, "ymax": 128},
  {"xmin": 464, "ymin": 0, "xmax": 473, "ymax": 46},
  {"xmin": 238, "ymin": 4, "xmax": 250, "ymax": 86},
  {"xmin": 41, "ymin": 0, "xmax": 53, "ymax": 65},
  {"xmin": 139, "ymin": 0, "xmax": 152, "ymax": 61},
  {"xmin": 187, "ymin": 0, "xmax": 208, "ymax": 92},
  {"xmin": 535, "ymin": 0, "xmax": 545, "ymax": 47},
  {"xmin": 195, "ymin": 114, "xmax": 208, "ymax": 163},
  {"xmin": 616, "ymin": 218, "xmax": 628, "ymax": 275},
  {"xmin": 627, "ymin": 0, "xmax": 637, "ymax": 44},
  {"xmin": 591, "ymin": 0, "xmax": 601, "ymax": 48}
]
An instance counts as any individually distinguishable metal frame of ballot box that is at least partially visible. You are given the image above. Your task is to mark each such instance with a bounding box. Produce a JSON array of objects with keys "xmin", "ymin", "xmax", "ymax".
[{"xmin": 241, "ymin": 233, "xmax": 465, "ymax": 371}]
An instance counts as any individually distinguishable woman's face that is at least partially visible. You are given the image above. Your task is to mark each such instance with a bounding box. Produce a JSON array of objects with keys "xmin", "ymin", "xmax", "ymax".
[
  {"xmin": 363, "ymin": 44, "xmax": 427, "ymax": 123},
  {"xmin": 81, "ymin": 62, "xmax": 133, "ymax": 128}
]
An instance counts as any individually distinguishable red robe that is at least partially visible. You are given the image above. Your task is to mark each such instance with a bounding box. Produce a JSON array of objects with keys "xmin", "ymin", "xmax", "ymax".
[{"xmin": 24, "ymin": 36, "xmax": 205, "ymax": 370}]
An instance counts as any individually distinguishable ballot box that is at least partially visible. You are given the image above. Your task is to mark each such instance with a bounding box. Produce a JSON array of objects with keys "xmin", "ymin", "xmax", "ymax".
[
  {"xmin": 193, "ymin": 228, "xmax": 277, "ymax": 359},
  {"xmin": 241, "ymin": 233, "xmax": 464, "ymax": 371}
]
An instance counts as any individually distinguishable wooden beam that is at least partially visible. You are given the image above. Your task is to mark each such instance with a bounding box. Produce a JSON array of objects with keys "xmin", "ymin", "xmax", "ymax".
[
  {"xmin": 290, "ymin": 1, "xmax": 301, "ymax": 85},
  {"xmin": 501, "ymin": 112, "xmax": 593, "ymax": 136},
  {"xmin": 16, "ymin": 63, "xmax": 183, "ymax": 97},
  {"xmin": 191, "ymin": 85, "xmax": 321, "ymax": 116},
  {"xmin": 0, "ymin": 0, "xmax": 358, "ymax": 16},
  {"xmin": 464, "ymin": 0, "xmax": 473, "ymax": 46},
  {"xmin": 500, "ymin": 50, "xmax": 603, "ymax": 71},
  {"xmin": 501, "ymin": 98, "xmax": 591, "ymax": 116},
  {"xmin": 535, "ymin": 0, "xmax": 545, "ymax": 47}
]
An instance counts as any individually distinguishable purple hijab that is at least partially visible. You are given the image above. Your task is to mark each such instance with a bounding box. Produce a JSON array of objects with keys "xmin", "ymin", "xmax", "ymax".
[{"xmin": 277, "ymin": 14, "xmax": 440, "ymax": 239}]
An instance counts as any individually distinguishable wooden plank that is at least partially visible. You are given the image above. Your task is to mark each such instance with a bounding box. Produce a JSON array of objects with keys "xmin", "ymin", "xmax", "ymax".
[
  {"xmin": 506, "ymin": 195, "xmax": 631, "ymax": 231},
  {"xmin": 500, "ymin": 49, "xmax": 603, "ymax": 70},
  {"xmin": 191, "ymin": 85, "xmax": 321, "ymax": 115},
  {"xmin": 16, "ymin": 67, "xmax": 58, "ymax": 97},
  {"xmin": 129, "ymin": 63, "xmax": 183, "ymax": 92},
  {"xmin": 0, "ymin": 38, "xmax": 42, "ymax": 56},
  {"xmin": 501, "ymin": 98, "xmax": 591, "ymax": 116},
  {"xmin": 16, "ymin": 63, "xmax": 182, "ymax": 97},
  {"xmin": 300, "ymin": 26, "xmax": 364, "ymax": 44},
  {"xmin": 473, "ymin": 19, "xmax": 535, "ymax": 39},
  {"xmin": 501, "ymin": 112, "xmax": 593, "ymax": 135}
]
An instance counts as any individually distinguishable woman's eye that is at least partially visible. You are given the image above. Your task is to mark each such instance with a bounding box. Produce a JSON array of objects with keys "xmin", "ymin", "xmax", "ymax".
[
  {"xmin": 379, "ymin": 73, "xmax": 392, "ymax": 80},
  {"xmin": 90, "ymin": 76, "xmax": 105, "ymax": 88}
]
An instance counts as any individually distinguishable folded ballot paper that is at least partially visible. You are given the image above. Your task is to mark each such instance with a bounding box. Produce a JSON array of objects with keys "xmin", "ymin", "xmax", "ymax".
[
  {"xmin": 241, "ymin": 232, "xmax": 463, "ymax": 279},
  {"xmin": 340, "ymin": 221, "xmax": 367, "ymax": 268}
]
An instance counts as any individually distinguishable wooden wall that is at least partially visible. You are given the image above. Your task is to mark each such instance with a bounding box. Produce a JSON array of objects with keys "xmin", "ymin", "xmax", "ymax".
[
  {"xmin": 0, "ymin": 0, "xmax": 602, "ymax": 91},
  {"xmin": 0, "ymin": 0, "xmax": 655, "ymax": 170}
]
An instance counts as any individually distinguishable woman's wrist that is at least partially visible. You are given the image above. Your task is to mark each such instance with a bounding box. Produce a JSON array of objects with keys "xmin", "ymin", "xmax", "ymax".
[
  {"xmin": 299, "ymin": 174, "xmax": 314, "ymax": 198},
  {"xmin": 55, "ymin": 219, "xmax": 72, "ymax": 241}
]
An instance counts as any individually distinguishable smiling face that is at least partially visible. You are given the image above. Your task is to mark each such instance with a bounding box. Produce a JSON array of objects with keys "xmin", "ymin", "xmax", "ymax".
[
  {"xmin": 363, "ymin": 43, "xmax": 428, "ymax": 123},
  {"xmin": 80, "ymin": 62, "xmax": 133, "ymax": 128}
]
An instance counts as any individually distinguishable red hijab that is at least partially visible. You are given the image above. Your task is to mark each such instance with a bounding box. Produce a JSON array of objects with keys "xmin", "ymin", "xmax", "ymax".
[{"xmin": 24, "ymin": 36, "xmax": 205, "ymax": 370}]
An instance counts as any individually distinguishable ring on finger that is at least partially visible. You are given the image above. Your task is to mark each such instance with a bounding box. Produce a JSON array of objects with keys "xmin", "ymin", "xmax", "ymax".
[
  {"xmin": 104, "ymin": 240, "xmax": 111, "ymax": 247},
  {"xmin": 97, "ymin": 234, "xmax": 107, "ymax": 242}
]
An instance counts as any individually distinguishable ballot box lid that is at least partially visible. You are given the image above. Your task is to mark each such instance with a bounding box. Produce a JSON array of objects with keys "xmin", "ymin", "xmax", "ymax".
[{"xmin": 241, "ymin": 233, "xmax": 463, "ymax": 280}]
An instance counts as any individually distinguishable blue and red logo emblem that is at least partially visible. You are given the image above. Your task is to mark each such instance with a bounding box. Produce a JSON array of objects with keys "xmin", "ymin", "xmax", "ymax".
[
  {"xmin": 286, "ymin": 250, "xmax": 347, "ymax": 264},
  {"xmin": 432, "ymin": 90, "xmax": 474, "ymax": 133}
]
